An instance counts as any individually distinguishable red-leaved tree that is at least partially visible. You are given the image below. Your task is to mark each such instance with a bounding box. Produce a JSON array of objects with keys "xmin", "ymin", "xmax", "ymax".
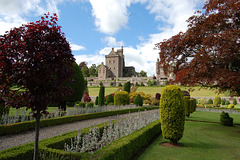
[
  {"xmin": 155, "ymin": 0, "xmax": 240, "ymax": 95},
  {"xmin": 0, "ymin": 13, "xmax": 75, "ymax": 160}
]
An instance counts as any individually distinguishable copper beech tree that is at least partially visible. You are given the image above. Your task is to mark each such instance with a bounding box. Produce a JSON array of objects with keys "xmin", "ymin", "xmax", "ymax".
[
  {"xmin": 155, "ymin": 0, "xmax": 240, "ymax": 95},
  {"xmin": 0, "ymin": 13, "xmax": 75, "ymax": 160}
]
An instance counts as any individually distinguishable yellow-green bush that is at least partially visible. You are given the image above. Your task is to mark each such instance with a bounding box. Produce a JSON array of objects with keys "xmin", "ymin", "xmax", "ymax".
[
  {"xmin": 183, "ymin": 96, "xmax": 190, "ymax": 117},
  {"xmin": 213, "ymin": 96, "xmax": 221, "ymax": 107},
  {"xmin": 114, "ymin": 91, "xmax": 130, "ymax": 106},
  {"xmin": 228, "ymin": 104, "xmax": 234, "ymax": 109},
  {"xmin": 129, "ymin": 92, "xmax": 152, "ymax": 101},
  {"xmin": 160, "ymin": 85, "xmax": 185, "ymax": 144},
  {"xmin": 190, "ymin": 98, "xmax": 196, "ymax": 113}
]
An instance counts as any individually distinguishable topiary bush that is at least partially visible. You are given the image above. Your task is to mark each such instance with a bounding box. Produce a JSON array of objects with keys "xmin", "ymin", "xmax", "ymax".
[
  {"xmin": 207, "ymin": 98, "xmax": 213, "ymax": 104},
  {"xmin": 134, "ymin": 94, "xmax": 143, "ymax": 106},
  {"xmin": 225, "ymin": 100, "xmax": 230, "ymax": 105},
  {"xmin": 198, "ymin": 98, "xmax": 207, "ymax": 107},
  {"xmin": 213, "ymin": 96, "xmax": 221, "ymax": 107},
  {"xmin": 228, "ymin": 104, "xmax": 234, "ymax": 109},
  {"xmin": 190, "ymin": 98, "xmax": 196, "ymax": 113},
  {"xmin": 118, "ymin": 83, "xmax": 123, "ymax": 87},
  {"xmin": 135, "ymin": 82, "xmax": 139, "ymax": 86},
  {"xmin": 87, "ymin": 102, "xmax": 94, "ymax": 107},
  {"xmin": 123, "ymin": 81, "xmax": 131, "ymax": 93},
  {"xmin": 221, "ymin": 99, "xmax": 225, "ymax": 105},
  {"xmin": 98, "ymin": 85, "xmax": 105, "ymax": 106},
  {"xmin": 140, "ymin": 82, "xmax": 145, "ymax": 86},
  {"xmin": 233, "ymin": 98, "xmax": 237, "ymax": 105},
  {"xmin": 78, "ymin": 102, "xmax": 85, "ymax": 108},
  {"xmin": 220, "ymin": 111, "xmax": 233, "ymax": 126},
  {"xmin": 183, "ymin": 96, "xmax": 190, "ymax": 117},
  {"xmin": 160, "ymin": 85, "xmax": 185, "ymax": 144},
  {"xmin": 155, "ymin": 93, "xmax": 161, "ymax": 100},
  {"xmin": 95, "ymin": 96, "xmax": 98, "ymax": 105},
  {"xmin": 106, "ymin": 94, "xmax": 114, "ymax": 105},
  {"xmin": 114, "ymin": 91, "xmax": 130, "ymax": 106}
]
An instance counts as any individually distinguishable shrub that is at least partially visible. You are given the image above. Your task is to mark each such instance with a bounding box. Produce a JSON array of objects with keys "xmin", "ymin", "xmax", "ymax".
[
  {"xmin": 114, "ymin": 91, "xmax": 130, "ymax": 106},
  {"xmin": 106, "ymin": 94, "xmax": 114, "ymax": 105},
  {"xmin": 220, "ymin": 111, "xmax": 233, "ymax": 126},
  {"xmin": 118, "ymin": 83, "xmax": 123, "ymax": 87},
  {"xmin": 78, "ymin": 102, "xmax": 85, "ymax": 108},
  {"xmin": 155, "ymin": 93, "xmax": 161, "ymax": 100},
  {"xmin": 98, "ymin": 85, "xmax": 105, "ymax": 106},
  {"xmin": 198, "ymin": 98, "xmax": 207, "ymax": 106},
  {"xmin": 190, "ymin": 98, "xmax": 196, "ymax": 113},
  {"xmin": 123, "ymin": 81, "xmax": 131, "ymax": 93},
  {"xmin": 143, "ymin": 100, "xmax": 151, "ymax": 105},
  {"xmin": 108, "ymin": 102, "xmax": 114, "ymax": 105},
  {"xmin": 221, "ymin": 99, "xmax": 225, "ymax": 105},
  {"xmin": 134, "ymin": 94, "xmax": 143, "ymax": 106},
  {"xmin": 95, "ymin": 96, "xmax": 98, "ymax": 105},
  {"xmin": 66, "ymin": 101, "xmax": 76, "ymax": 107},
  {"xmin": 129, "ymin": 92, "xmax": 152, "ymax": 101},
  {"xmin": 110, "ymin": 81, "xmax": 113, "ymax": 86},
  {"xmin": 86, "ymin": 102, "xmax": 94, "ymax": 107},
  {"xmin": 225, "ymin": 100, "xmax": 230, "ymax": 105},
  {"xmin": 160, "ymin": 85, "xmax": 185, "ymax": 144},
  {"xmin": 207, "ymin": 98, "xmax": 213, "ymax": 104},
  {"xmin": 152, "ymin": 80, "xmax": 157, "ymax": 86},
  {"xmin": 147, "ymin": 80, "xmax": 152, "ymax": 86},
  {"xmin": 135, "ymin": 82, "xmax": 139, "ymax": 86},
  {"xmin": 228, "ymin": 104, "xmax": 234, "ymax": 109},
  {"xmin": 151, "ymin": 99, "xmax": 159, "ymax": 106},
  {"xmin": 183, "ymin": 96, "xmax": 190, "ymax": 117},
  {"xmin": 99, "ymin": 81, "xmax": 103, "ymax": 86},
  {"xmin": 233, "ymin": 98, "xmax": 237, "ymax": 105},
  {"xmin": 213, "ymin": 96, "xmax": 221, "ymax": 107},
  {"xmin": 140, "ymin": 82, "xmax": 145, "ymax": 86}
]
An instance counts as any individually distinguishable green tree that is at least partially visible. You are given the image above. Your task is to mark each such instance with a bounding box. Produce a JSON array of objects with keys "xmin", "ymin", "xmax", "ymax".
[
  {"xmin": 134, "ymin": 94, "xmax": 143, "ymax": 106},
  {"xmin": 89, "ymin": 64, "xmax": 97, "ymax": 77},
  {"xmin": 95, "ymin": 96, "xmax": 98, "ymax": 105},
  {"xmin": 106, "ymin": 94, "xmax": 114, "ymax": 104},
  {"xmin": 114, "ymin": 91, "xmax": 130, "ymax": 106},
  {"xmin": 140, "ymin": 70, "xmax": 147, "ymax": 77},
  {"xmin": 81, "ymin": 65, "xmax": 89, "ymax": 77},
  {"xmin": 213, "ymin": 96, "xmax": 221, "ymax": 107},
  {"xmin": 124, "ymin": 81, "xmax": 131, "ymax": 93},
  {"xmin": 98, "ymin": 85, "xmax": 105, "ymax": 106},
  {"xmin": 62, "ymin": 62, "xmax": 85, "ymax": 111},
  {"xmin": 233, "ymin": 98, "xmax": 237, "ymax": 105},
  {"xmin": 160, "ymin": 85, "xmax": 185, "ymax": 144}
]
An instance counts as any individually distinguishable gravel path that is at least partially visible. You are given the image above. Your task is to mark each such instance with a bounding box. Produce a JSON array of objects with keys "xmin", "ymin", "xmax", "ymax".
[{"xmin": 0, "ymin": 109, "xmax": 158, "ymax": 151}]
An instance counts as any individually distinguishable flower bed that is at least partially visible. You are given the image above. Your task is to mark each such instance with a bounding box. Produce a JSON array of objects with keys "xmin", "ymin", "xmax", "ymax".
[
  {"xmin": 0, "ymin": 106, "xmax": 159, "ymax": 136},
  {"xmin": 0, "ymin": 111, "xmax": 161, "ymax": 160}
]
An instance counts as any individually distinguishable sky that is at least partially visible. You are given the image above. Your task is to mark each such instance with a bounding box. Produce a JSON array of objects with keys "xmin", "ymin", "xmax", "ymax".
[{"xmin": 0, "ymin": 0, "xmax": 205, "ymax": 76}]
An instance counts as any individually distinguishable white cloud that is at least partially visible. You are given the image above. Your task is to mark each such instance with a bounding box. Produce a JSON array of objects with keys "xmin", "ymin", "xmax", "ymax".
[
  {"xmin": 70, "ymin": 43, "xmax": 86, "ymax": 51},
  {"xmin": 102, "ymin": 36, "xmax": 124, "ymax": 47},
  {"xmin": 0, "ymin": 0, "xmax": 63, "ymax": 35},
  {"xmin": 89, "ymin": 0, "xmax": 132, "ymax": 35},
  {"xmin": 74, "ymin": 54, "xmax": 105, "ymax": 67}
]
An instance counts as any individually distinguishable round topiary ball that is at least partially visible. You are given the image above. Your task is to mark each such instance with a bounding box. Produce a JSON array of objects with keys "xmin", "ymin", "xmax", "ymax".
[{"xmin": 114, "ymin": 91, "xmax": 130, "ymax": 106}]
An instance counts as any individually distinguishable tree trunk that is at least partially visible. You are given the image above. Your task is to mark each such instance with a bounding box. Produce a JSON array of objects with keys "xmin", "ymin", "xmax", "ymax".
[{"xmin": 33, "ymin": 109, "xmax": 41, "ymax": 160}]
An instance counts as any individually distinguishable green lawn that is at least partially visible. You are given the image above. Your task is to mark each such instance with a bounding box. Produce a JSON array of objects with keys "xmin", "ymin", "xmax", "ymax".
[
  {"xmin": 138, "ymin": 111, "xmax": 240, "ymax": 160},
  {"xmin": 136, "ymin": 86, "xmax": 227, "ymax": 97},
  {"xmin": 88, "ymin": 87, "xmax": 120, "ymax": 96},
  {"xmin": 138, "ymin": 121, "xmax": 240, "ymax": 160}
]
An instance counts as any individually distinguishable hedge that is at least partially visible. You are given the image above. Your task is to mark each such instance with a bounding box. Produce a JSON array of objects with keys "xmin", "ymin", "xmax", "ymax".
[
  {"xmin": 0, "ymin": 118, "xmax": 161, "ymax": 160},
  {"xmin": 0, "ymin": 106, "xmax": 159, "ymax": 136}
]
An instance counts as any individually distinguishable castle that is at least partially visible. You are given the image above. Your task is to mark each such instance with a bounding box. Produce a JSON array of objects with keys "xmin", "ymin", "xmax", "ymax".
[
  {"xmin": 98, "ymin": 46, "xmax": 135, "ymax": 80},
  {"xmin": 156, "ymin": 58, "xmax": 175, "ymax": 80}
]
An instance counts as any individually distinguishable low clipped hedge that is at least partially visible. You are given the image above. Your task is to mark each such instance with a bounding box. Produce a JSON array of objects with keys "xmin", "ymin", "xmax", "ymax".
[
  {"xmin": 0, "ymin": 106, "xmax": 159, "ymax": 136},
  {"xmin": 0, "ymin": 119, "xmax": 161, "ymax": 160}
]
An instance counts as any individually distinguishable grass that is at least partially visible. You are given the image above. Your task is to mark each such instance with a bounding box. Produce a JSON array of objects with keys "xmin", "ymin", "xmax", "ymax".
[
  {"xmin": 88, "ymin": 87, "xmax": 120, "ymax": 96},
  {"xmin": 138, "ymin": 121, "xmax": 240, "ymax": 160},
  {"xmin": 138, "ymin": 111, "xmax": 240, "ymax": 160},
  {"xmin": 136, "ymin": 86, "xmax": 227, "ymax": 97}
]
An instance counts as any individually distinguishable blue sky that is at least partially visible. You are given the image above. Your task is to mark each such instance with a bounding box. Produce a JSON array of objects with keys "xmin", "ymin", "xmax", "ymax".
[{"xmin": 0, "ymin": 0, "xmax": 205, "ymax": 76}]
